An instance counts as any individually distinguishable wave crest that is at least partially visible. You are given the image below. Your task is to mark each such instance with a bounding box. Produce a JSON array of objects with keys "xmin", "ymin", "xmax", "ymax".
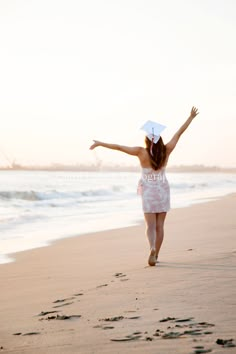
[
  {"xmin": 0, "ymin": 191, "xmax": 41, "ymax": 201},
  {"xmin": 0, "ymin": 187, "xmax": 122, "ymax": 202}
]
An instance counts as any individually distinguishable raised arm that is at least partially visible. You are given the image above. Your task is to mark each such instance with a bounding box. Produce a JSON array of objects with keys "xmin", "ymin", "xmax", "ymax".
[
  {"xmin": 166, "ymin": 106, "xmax": 199, "ymax": 154},
  {"xmin": 89, "ymin": 140, "xmax": 143, "ymax": 157}
]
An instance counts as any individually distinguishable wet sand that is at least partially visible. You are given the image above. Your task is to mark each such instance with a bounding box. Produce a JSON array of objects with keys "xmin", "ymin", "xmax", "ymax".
[{"xmin": 0, "ymin": 194, "xmax": 235, "ymax": 353}]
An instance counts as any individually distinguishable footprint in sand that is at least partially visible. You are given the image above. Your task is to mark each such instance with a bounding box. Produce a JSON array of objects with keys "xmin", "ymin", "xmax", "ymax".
[
  {"xmin": 152, "ymin": 316, "xmax": 217, "ymax": 343},
  {"xmin": 216, "ymin": 338, "xmax": 236, "ymax": 348},
  {"xmin": 99, "ymin": 316, "xmax": 124, "ymax": 322},
  {"xmin": 113, "ymin": 272, "xmax": 129, "ymax": 281},
  {"xmin": 53, "ymin": 302, "xmax": 74, "ymax": 308},
  {"xmin": 52, "ymin": 297, "xmax": 75, "ymax": 308},
  {"xmin": 153, "ymin": 329, "xmax": 165, "ymax": 337},
  {"xmin": 53, "ymin": 297, "xmax": 75, "ymax": 303},
  {"xmin": 95, "ymin": 315, "xmax": 141, "ymax": 331},
  {"xmin": 175, "ymin": 317, "xmax": 194, "ymax": 323},
  {"xmin": 159, "ymin": 316, "xmax": 176, "ymax": 322},
  {"xmin": 99, "ymin": 315, "xmax": 140, "ymax": 322},
  {"xmin": 110, "ymin": 334, "xmax": 142, "ymax": 342},
  {"xmin": 13, "ymin": 332, "xmax": 41, "ymax": 336},
  {"xmin": 145, "ymin": 336, "xmax": 153, "ymax": 341},
  {"xmin": 37, "ymin": 311, "xmax": 59, "ymax": 317},
  {"xmin": 40, "ymin": 314, "xmax": 81, "ymax": 321},
  {"xmin": 110, "ymin": 331, "xmax": 146, "ymax": 342},
  {"xmin": 114, "ymin": 272, "xmax": 125, "ymax": 277},
  {"xmin": 96, "ymin": 284, "xmax": 108, "ymax": 288},
  {"xmin": 162, "ymin": 331, "xmax": 185, "ymax": 339},
  {"xmin": 93, "ymin": 325, "xmax": 115, "ymax": 330}
]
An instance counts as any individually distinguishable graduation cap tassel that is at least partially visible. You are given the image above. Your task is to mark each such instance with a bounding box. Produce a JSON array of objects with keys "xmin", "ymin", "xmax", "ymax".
[
  {"xmin": 150, "ymin": 137, "xmax": 154, "ymax": 157},
  {"xmin": 150, "ymin": 127, "xmax": 154, "ymax": 156}
]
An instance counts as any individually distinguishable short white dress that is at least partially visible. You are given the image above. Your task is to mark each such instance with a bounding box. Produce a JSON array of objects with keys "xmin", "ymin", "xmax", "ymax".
[{"xmin": 137, "ymin": 167, "xmax": 170, "ymax": 213}]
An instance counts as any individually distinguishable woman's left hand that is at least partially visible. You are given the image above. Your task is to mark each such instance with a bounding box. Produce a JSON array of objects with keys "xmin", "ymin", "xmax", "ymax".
[{"xmin": 190, "ymin": 106, "xmax": 199, "ymax": 118}]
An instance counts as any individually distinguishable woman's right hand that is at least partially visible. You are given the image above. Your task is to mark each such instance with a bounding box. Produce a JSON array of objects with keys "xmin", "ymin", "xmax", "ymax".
[{"xmin": 89, "ymin": 140, "xmax": 100, "ymax": 150}]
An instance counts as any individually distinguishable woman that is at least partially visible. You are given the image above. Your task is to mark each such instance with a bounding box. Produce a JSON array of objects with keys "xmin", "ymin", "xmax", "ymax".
[{"xmin": 90, "ymin": 106, "xmax": 199, "ymax": 266}]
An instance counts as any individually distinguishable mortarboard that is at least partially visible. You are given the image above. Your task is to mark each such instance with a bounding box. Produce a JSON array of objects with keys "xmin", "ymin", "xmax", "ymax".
[
  {"xmin": 140, "ymin": 120, "xmax": 166, "ymax": 156},
  {"xmin": 140, "ymin": 120, "xmax": 166, "ymax": 143}
]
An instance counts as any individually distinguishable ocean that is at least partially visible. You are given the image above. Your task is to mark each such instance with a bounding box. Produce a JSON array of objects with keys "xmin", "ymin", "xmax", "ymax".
[{"xmin": 0, "ymin": 170, "xmax": 235, "ymax": 264}]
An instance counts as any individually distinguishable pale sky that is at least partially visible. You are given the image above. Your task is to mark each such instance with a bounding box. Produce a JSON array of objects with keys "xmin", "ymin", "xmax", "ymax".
[{"xmin": 0, "ymin": 0, "xmax": 235, "ymax": 168}]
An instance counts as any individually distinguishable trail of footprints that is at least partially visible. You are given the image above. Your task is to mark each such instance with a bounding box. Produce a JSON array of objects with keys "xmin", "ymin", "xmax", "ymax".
[{"xmin": 10, "ymin": 272, "xmax": 235, "ymax": 353}]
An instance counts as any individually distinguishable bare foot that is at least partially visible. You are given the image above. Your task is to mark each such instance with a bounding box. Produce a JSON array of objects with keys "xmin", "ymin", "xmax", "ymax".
[{"xmin": 148, "ymin": 249, "xmax": 156, "ymax": 266}]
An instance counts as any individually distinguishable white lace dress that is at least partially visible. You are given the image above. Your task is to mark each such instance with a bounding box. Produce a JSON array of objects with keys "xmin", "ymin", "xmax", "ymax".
[{"xmin": 137, "ymin": 167, "xmax": 170, "ymax": 213}]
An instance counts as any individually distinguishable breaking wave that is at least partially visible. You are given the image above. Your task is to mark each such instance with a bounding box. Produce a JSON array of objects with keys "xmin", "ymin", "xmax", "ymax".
[{"xmin": 0, "ymin": 187, "xmax": 124, "ymax": 202}]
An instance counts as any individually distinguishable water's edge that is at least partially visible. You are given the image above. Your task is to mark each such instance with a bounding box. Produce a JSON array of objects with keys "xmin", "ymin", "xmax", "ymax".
[{"xmin": 1, "ymin": 193, "xmax": 231, "ymax": 266}]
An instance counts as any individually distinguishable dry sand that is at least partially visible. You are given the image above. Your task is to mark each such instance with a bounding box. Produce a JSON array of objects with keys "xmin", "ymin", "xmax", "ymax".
[{"xmin": 0, "ymin": 194, "xmax": 236, "ymax": 354}]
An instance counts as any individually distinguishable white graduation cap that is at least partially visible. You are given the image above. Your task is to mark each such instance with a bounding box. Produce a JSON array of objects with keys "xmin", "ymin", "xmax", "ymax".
[{"xmin": 140, "ymin": 120, "xmax": 166, "ymax": 143}]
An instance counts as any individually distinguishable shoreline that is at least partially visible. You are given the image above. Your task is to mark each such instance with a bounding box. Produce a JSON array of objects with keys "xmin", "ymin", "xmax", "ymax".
[
  {"xmin": 0, "ymin": 193, "xmax": 235, "ymax": 353},
  {"xmin": 1, "ymin": 170, "xmax": 236, "ymax": 266},
  {"xmin": 12, "ymin": 192, "xmax": 236, "ymax": 263},
  {"xmin": 0, "ymin": 192, "xmax": 234, "ymax": 266}
]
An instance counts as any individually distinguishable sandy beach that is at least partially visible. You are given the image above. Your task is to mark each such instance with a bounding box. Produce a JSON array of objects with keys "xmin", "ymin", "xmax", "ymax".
[{"xmin": 0, "ymin": 194, "xmax": 236, "ymax": 354}]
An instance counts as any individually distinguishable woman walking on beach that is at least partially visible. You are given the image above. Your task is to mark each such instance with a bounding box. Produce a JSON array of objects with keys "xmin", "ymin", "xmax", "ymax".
[{"xmin": 90, "ymin": 107, "xmax": 199, "ymax": 266}]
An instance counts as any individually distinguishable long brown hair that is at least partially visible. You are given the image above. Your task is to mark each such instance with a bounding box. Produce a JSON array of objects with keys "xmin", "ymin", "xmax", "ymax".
[{"xmin": 145, "ymin": 136, "xmax": 167, "ymax": 170}]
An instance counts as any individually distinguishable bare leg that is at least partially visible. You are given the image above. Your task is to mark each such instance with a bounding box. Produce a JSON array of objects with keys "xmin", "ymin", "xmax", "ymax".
[
  {"xmin": 144, "ymin": 213, "xmax": 157, "ymax": 266},
  {"xmin": 155, "ymin": 212, "xmax": 167, "ymax": 259},
  {"xmin": 144, "ymin": 213, "xmax": 157, "ymax": 250}
]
